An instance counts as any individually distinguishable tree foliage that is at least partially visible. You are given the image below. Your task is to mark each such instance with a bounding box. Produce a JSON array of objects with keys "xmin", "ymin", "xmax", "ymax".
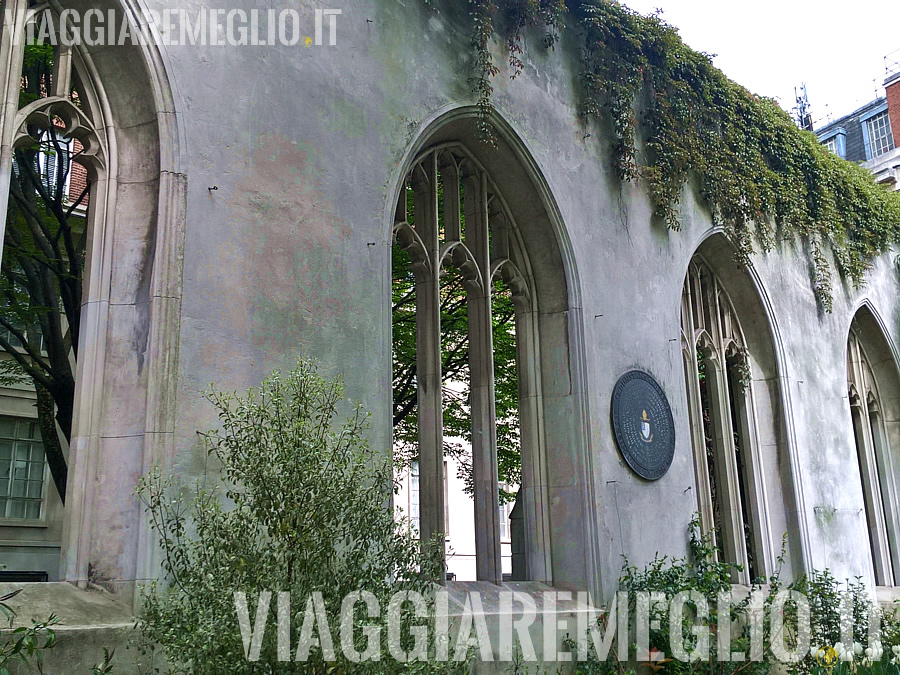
[
  {"xmin": 392, "ymin": 187, "xmax": 520, "ymax": 500},
  {"xmin": 137, "ymin": 359, "xmax": 451, "ymax": 673},
  {"xmin": 439, "ymin": 0, "xmax": 900, "ymax": 311}
]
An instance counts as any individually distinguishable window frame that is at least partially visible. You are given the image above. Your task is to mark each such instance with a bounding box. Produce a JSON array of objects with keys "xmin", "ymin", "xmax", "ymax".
[
  {"xmin": 0, "ymin": 414, "xmax": 49, "ymax": 527},
  {"xmin": 819, "ymin": 127, "xmax": 846, "ymax": 158},
  {"xmin": 681, "ymin": 257, "xmax": 772, "ymax": 584},
  {"xmin": 392, "ymin": 142, "xmax": 550, "ymax": 584},
  {"xmin": 861, "ymin": 105, "xmax": 895, "ymax": 160},
  {"xmin": 847, "ymin": 327, "xmax": 900, "ymax": 586}
]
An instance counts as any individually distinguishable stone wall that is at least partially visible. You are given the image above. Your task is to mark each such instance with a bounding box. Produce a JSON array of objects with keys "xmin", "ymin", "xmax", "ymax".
[
  {"xmin": 9, "ymin": 0, "xmax": 893, "ymax": 607},
  {"xmin": 133, "ymin": 0, "xmax": 896, "ymax": 596}
]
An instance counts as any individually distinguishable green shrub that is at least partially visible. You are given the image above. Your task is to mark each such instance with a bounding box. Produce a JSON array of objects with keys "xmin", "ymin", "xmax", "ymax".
[
  {"xmin": 0, "ymin": 590, "xmax": 58, "ymax": 675},
  {"xmin": 567, "ymin": 519, "xmax": 900, "ymax": 675},
  {"xmin": 136, "ymin": 359, "xmax": 457, "ymax": 673}
]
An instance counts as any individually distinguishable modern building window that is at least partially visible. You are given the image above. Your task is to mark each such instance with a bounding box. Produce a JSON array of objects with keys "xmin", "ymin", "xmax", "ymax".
[
  {"xmin": 37, "ymin": 137, "xmax": 72, "ymax": 198},
  {"xmin": 865, "ymin": 111, "xmax": 895, "ymax": 158},
  {"xmin": 681, "ymin": 258, "xmax": 763, "ymax": 584},
  {"xmin": 847, "ymin": 328, "xmax": 897, "ymax": 585},
  {"xmin": 0, "ymin": 417, "xmax": 46, "ymax": 521},
  {"xmin": 818, "ymin": 128, "xmax": 846, "ymax": 159},
  {"xmin": 11, "ymin": 134, "xmax": 73, "ymax": 199}
]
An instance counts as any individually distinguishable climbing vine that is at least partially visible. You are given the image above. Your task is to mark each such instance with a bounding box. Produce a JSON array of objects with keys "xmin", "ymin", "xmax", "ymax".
[{"xmin": 429, "ymin": 0, "xmax": 900, "ymax": 310}]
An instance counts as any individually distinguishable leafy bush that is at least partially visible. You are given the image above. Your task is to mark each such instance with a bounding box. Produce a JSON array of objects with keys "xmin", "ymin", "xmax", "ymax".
[
  {"xmin": 567, "ymin": 518, "xmax": 900, "ymax": 675},
  {"xmin": 0, "ymin": 590, "xmax": 58, "ymax": 674},
  {"xmin": 136, "ymin": 359, "xmax": 456, "ymax": 673},
  {"xmin": 566, "ymin": 518, "xmax": 773, "ymax": 675}
]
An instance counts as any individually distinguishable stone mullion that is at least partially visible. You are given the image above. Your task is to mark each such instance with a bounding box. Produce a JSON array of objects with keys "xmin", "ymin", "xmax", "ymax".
[
  {"xmin": 851, "ymin": 396, "xmax": 891, "ymax": 583},
  {"xmin": 864, "ymin": 404, "xmax": 895, "ymax": 584},
  {"xmin": 440, "ymin": 155, "xmax": 461, "ymax": 243},
  {"xmin": 411, "ymin": 156, "xmax": 445, "ymax": 577},
  {"xmin": 0, "ymin": 0, "xmax": 29, "ymax": 274},
  {"xmin": 464, "ymin": 170, "xmax": 501, "ymax": 583},
  {"xmin": 683, "ymin": 277, "xmax": 716, "ymax": 544},
  {"xmin": 688, "ymin": 353, "xmax": 717, "ymax": 542},
  {"xmin": 51, "ymin": 43, "xmax": 74, "ymax": 99},
  {"xmin": 512, "ymin": 303, "xmax": 553, "ymax": 582},
  {"xmin": 730, "ymin": 363, "xmax": 772, "ymax": 578},
  {"xmin": 868, "ymin": 406, "xmax": 900, "ymax": 585},
  {"xmin": 703, "ymin": 355, "xmax": 744, "ymax": 578},
  {"xmin": 850, "ymin": 336, "xmax": 894, "ymax": 585}
]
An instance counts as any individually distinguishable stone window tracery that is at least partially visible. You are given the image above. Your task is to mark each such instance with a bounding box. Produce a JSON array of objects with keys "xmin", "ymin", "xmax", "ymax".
[
  {"xmin": 0, "ymin": 1, "xmax": 118, "ymax": 588},
  {"xmin": 0, "ymin": 1, "xmax": 108, "ymax": 502},
  {"xmin": 847, "ymin": 327, "xmax": 898, "ymax": 586},
  {"xmin": 391, "ymin": 143, "xmax": 538, "ymax": 583},
  {"xmin": 681, "ymin": 258, "xmax": 764, "ymax": 583}
]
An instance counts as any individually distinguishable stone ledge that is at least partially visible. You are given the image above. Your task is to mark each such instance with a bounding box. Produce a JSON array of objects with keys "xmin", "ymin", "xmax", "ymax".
[
  {"xmin": 0, "ymin": 582, "xmax": 132, "ymax": 628},
  {"xmin": 0, "ymin": 583, "xmax": 154, "ymax": 673}
]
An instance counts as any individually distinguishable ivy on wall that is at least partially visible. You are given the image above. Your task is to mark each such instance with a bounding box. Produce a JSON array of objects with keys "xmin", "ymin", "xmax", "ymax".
[{"xmin": 427, "ymin": 0, "xmax": 900, "ymax": 311}]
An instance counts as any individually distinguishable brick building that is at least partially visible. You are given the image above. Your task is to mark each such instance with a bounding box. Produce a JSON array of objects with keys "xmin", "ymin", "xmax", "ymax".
[{"xmin": 817, "ymin": 54, "xmax": 900, "ymax": 189}]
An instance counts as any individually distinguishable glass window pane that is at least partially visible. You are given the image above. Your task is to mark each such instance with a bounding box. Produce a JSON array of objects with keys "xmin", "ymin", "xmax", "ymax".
[
  {"xmin": 25, "ymin": 501, "xmax": 40, "ymax": 520},
  {"xmin": 867, "ymin": 112, "xmax": 895, "ymax": 158},
  {"xmin": 26, "ymin": 479, "xmax": 42, "ymax": 498},
  {"xmin": 0, "ymin": 417, "xmax": 47, "ymax": 520},
  {"xmin": 0, "ymin": 419, "xmax": 16, "ymax": 438},
  {"xmin": 14, "ymin": 442, "xmax": 28, "ymax": 461},
  {"xmin": 11, "ymin": 475, "xmax": 25, "ymax": 497},
  {"xmin": 23, "ymin": 421, "xmax": 40, "ymax": 440},
  {"xmin": 28, "ymin": 455, "xmax": 43, "ymax": 480},
  {"xmin": 7, "ymin": 500, "xmax": 24, "ymax": 519}
]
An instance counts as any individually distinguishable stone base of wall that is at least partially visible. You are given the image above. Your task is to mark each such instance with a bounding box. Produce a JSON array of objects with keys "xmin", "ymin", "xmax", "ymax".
[{"xmin": 0, "ymin": 582, "xmax": 160, "ymax": 673}]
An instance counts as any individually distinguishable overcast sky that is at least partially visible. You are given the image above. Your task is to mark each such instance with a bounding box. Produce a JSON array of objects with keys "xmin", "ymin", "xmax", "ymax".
[{"xmin": 619, "ymin": 0, "xmax": 899, "ymax": 129}]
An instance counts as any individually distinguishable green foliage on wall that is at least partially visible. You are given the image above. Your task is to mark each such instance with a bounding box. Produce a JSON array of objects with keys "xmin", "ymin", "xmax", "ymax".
[{"xmin": 430, "ymin": 0, "xmax": 900, "ymax": 311}]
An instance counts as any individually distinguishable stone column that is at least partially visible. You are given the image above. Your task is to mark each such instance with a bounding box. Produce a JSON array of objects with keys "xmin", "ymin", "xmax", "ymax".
[
  {"xmin": 411, "ymin": 155, "xmax": 446, "ymax": 577},
  {"xmin": 0, "ymin": 0, "xmax": 29, "ymax": 273},
  {"xmin": 463, "ymin": 169, "xmax": 501, "ymax": 583}
]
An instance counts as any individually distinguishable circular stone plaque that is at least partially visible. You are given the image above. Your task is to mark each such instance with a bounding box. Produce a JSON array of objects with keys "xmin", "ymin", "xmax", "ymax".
[{"xmin": 610, "ymin": 370, "xmax": 675, "ymax": 481}]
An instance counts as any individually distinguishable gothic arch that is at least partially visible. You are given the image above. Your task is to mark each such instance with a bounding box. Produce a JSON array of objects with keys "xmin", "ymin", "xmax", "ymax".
[
  {"xmin": 680, "ymin": 231, "xmax": 806, "ymax": 579},
  {"xmin": 387, "ymin": 107, "xmax": 598, "ymax": 594},
  {"xmin": 845, "ymin": 301, "xmax": 900, "ymax": 585},
  {"xmin": 0, "ymin": 0, "xmax": 186, "ymax": 604}
]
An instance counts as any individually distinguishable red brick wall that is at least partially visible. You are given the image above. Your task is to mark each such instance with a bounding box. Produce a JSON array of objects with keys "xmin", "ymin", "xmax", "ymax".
[
  {"xmin": 887, "ymin": 77, "xmax": 900, "ymax": 148},
  {"xmin": 67, "ymin": 139, "xmax": 89, "ymax": 207},
  {"xmin": 51, "ymin": 120, "xmax": 90, "ymax": 208}
]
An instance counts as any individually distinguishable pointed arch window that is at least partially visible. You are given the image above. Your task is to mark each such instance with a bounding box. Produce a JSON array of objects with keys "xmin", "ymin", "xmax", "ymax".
[
  {"xmin": 0, "ymin": 2, "xmax": 109, "ymax": 503},
  {"xmin": 681, "ymin": 258, "xmax": 766, "ymax": 583},
  {"xmin": 847, "ymin": 328, "xmax": 899, "ymax": 586},
  {"xmin": 0, "ymin": 0, "xmax": 183, "ymax": 594},
  {"xmin": 391, "ymin": 143, "xmax": 550, "ymax": 583},
  {"xmin": 0, "ymin": 1, "xmax": 116, "ymax": 586}
]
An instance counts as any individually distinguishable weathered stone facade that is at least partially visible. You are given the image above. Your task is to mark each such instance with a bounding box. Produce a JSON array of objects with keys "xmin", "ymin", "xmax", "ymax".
[{"xmin": 2, "ymin": 0, "xmax": 900, "ymax": 664}]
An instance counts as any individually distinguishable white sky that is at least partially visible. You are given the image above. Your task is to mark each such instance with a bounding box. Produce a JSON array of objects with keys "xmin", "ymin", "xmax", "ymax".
[{"xmin": 619, "ymin": 0, "xmax": 899, "ymax": 128}]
